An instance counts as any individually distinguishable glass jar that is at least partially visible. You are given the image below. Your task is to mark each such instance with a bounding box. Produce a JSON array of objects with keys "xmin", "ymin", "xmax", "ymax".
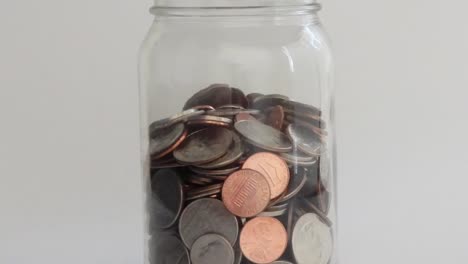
[{"xmin": 139, "ymin": 1, "xmax": 336, "ymax": 264}]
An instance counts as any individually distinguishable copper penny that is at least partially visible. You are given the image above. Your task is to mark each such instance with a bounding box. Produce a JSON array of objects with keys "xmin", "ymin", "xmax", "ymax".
[
  {"xmin": 222, "ymin": 169, "xmax": 271, "ymax": 218},
  {"xmin": 240, "ymin": 217, "xmax": 288, "ymax": 264},
  {"xmin": 242, "ymin": 152, "xmax": 290, "ymax": 199}
]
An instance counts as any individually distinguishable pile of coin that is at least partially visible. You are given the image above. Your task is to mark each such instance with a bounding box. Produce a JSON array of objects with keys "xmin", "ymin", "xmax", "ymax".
[{"xmin": 148, "ymin": 84, "xmax": 333, "ymax": 264}]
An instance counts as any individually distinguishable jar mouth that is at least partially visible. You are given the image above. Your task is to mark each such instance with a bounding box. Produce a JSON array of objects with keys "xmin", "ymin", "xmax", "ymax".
[
  {"xmin": 152, "ymin": 0, "xmax": 319, "ymax": 9},
  {"xmin": 151, "ymin": 0, "xmax": 321, "ymax": 17}
]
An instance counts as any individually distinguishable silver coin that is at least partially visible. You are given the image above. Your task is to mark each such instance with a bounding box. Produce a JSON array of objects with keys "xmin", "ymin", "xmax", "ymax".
[
  {"xmin": 251, "ymin": 94, "xmax": 289, "ymax": 110},
  {"xmin": 196, "ymin": 133, "xmax": 244, "ymax": 169},
  {"xmin": 149, "ymin": 109, "xmax": 204, "ymax": 132},
  {"xmin": 287, "ymin": 124, "xmax": 322, "ymax": 156},
  {"xmin": 282, "ymin": 100, "xmax": 322, "ymax": 116},
  {"xmin": 179, "ymin": 198, "xmax": 239, "ymax": 248},
  {"xmin": 190, "ymin": 234, "xmax": 235, "ymax": 264},
  {"xmin": 207, "ymin": 109, "xmax": 260, "ymax": 117},
  {"xmin": 149, "ymin": 123, "xmax": 187, "ymax": 157},
  {"xmin": 150, "ymin": 169, "xmax": 184, "ymax": 229},
  {"xmin": 235, "ymin": 120, "xmax": 292, "ymax": 153},
  {"xmin": 174, "ymin": 127, "xmax": 233, "ymax": 165},
  {"xmin": 187, "ymin": 115, "xmax": 233, "ymax": 127},
  {"xmin": 280, "ymin": 151, "xmax": 318, "ymax": 166},
  {"xmin": 190, "ymin": 166, "xmax": 240, "ymax": 176},
  {"xmin": 149, "ymin": 233, "xmax": 190, "ymax": 264},
  {"xmin": 292, "ymin": 213, "xmax": 333, "ymax": 264}
]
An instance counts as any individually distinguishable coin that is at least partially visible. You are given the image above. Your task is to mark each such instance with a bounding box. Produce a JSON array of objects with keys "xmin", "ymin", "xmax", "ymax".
[
  {"xmin": 191, "ymin": 234, "xmax": 235, "ymax": 264},
  {"xmin": 292, "ymin": 213, "xmax": 333, "ymax": 264},
  {"xmin": 235, "ymin": 120, "xmax": 292, "ymax": 153},
  {"xmin": 264, "ymin": 105, "xmax": 285, "ymax": 130},
  {"xmin": 184, "ymin": 84, "xmax": 248, "ymax": 110},
  {"xmin": 190, "ymin": 166, "xmax": 240, "ymax": 176},
  {"xmin": 258, "ymin": 207, "xmax": 287, "ymax": 217},
  {"xmin": 233, "ymin": 238, "xmax": 243, "ymax": 264},
  {"xmin": 149, "ymin": 108, "xmax": 205, "ymax": 132},
  {"xmin": 251, "ymin": 94, "xmax": 289, "ymax": 110},
  {"xmin": 243, "ymin": 152, "xmax": 290, "ymax": 199},
  {"xmin": 149, "ymin": 123, "xmax": 188, "ymax": 159},
  {"xmin": 174, "ymin": 127, "xmax": 233, "ymax": 165},
  {"xmin": 240, "ymin": 217, "xmax": 288, "ymax": 264},
  {"xmin": 246, "ymin": 93, "xmax": 264, "ymax": 107},
  {"xmin": 235, "ymin": 112, "xmax": 257, "ymax": 122},
  {"xmin": 218, "ymin": 104, "xmax": 245, "ymax": 110},
  {"xmin": 277, "ymin": 171, "xmax": 307, "ymax": 204},
  {"xmin": 208, "ymin": 109, "xmax": 260, "ymax": 117},
  {"xmin": 192, "ymin": 105, "xmax": 215, "ymax": 111},
  {"xmin": 300, "ymin": 199, "xmax": 332, "ymax": 227},
  {"xmin": 149, "ymin": 233, "xmax": 190, "ymax": 264},
  {"xmin": 286, "ymin": 124, "xmax": 322, "ymax": 156},
  {"xmin": 150, "ymin": 169, "xmax": 184, "ymax": 229},
  {"xmin": 187, "ymin": 115, "xmax": 233, "ymax": 127},
  {"xmin": 196, "ymin": 133, "xmax": 244, "ymax": 169},
  {"xmin": 300, "ymin": 166, "xmax": 320, "ymax": 197},
  {"xmin": 282, "ymin": 100, "xmax": 322, "ymax": 116},
  {"xmin": 179, "ymin": 198, "xmax": 239, "ymax": 248},
  {"xmin": 280, "ymin": 151, "xmax": 318, "ymax": 167},
  {"xmin": 222, "ymin": 169, "xmax": 271, "ymax": 218},
  {"xmin": 186, "ymin": 184, "xmax": 223, "ymax": 201}
]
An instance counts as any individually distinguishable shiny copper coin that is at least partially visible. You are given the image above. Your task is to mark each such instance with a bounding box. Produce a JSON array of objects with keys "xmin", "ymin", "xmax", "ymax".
[
  {"xmin": 222, "ymin": 169, "xmax": 271, "ymax": 218},
  {"xmin": 240, "ymin": 217, "xmax": 288, "ymax": 264},
  {"xmin": 243, "ymin": 152, "xmax": 290, "ymax": 199},
  {"xmin": 264, "ymin": 105, "xmax": 285, "ymax": 130}
]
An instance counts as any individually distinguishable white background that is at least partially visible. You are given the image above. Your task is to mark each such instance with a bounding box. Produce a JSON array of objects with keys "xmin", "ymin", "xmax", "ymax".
[{"xmin": 1, "ymin": 0, "xmax": 468, "ymax": 263}]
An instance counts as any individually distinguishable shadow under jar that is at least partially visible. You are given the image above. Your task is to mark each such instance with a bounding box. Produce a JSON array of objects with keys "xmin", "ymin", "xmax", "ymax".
[{"xmin": 139, "ymin": 1, "xmax": 337, "ymax": 264}]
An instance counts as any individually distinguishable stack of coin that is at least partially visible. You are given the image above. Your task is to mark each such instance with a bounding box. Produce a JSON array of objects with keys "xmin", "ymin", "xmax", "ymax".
[{"xmin": 148, "ymin": 84, "xmax": 333, "ymax": 264}]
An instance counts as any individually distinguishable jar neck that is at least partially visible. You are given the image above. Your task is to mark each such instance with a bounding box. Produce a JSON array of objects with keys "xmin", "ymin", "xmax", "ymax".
[{"xmin": 150, "ymin": 0, "xmax": 321, "ymax": 18}]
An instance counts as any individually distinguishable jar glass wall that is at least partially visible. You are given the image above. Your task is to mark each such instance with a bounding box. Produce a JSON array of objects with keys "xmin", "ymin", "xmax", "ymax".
[{"xmin": 139, "ymin": 1, "xmax": 336, "ymax": 263}]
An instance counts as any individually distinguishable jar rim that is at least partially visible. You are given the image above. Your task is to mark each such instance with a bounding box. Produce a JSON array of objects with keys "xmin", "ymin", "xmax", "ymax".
[{"xmin": 152, "ymin": 0, "xmax": 320, "ymax": 9}]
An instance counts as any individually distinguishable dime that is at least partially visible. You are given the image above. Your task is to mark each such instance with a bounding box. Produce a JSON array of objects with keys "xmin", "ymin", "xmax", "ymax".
[
  {"xmin": 179, "ymin": 198, "xmax": 239, "ymax": 248},
  {"xmin": 196, "ymin": 133, "xmax": 244, "ymax": 169},
  {"xmin": 184, "ymin": 84, "xmax": 248, "ymax": 110},
  {"xmin": 149, "ymin": 233, "xmax": 190, "ymax": 264},
  {"xmin": 243, "ymin": 152, "xmax": 290, "ymax": 199},
  {"xmin": 292, "ymin": 213, "xmax": 333, "ymax": 264},
  {"xmin": 149, "ymin": 169, "xmax": 184, "ymax": 229},
  {"xmin": 251, "ymin": 94, "xmax": 289, "ymax": 110},
  {"xmin": 264, "ymin": 105, "xmax": 285, "ymax": 130},
  {"xmin": 235, "ymin": 120, "xmax": 292, "ymax": 153},
  {"xmin": 240, "ymin": 217, "xmax": 288, "ymax": 264},
  {"xmin": 174, "ymin": 127, "xmax": 233, "ymax": 165},
  {"xmin": 222, "ymin": 169, "xmax": 271, "ymax": 218},
  {"xmin": 187, "ymin": 115, "xmax": 233, "ymax": 128},
  {"xmin": 149, "ymin": 108, "xmax": 204, "ymax": 132},
  {"xmin": 149, "ymin": 123, "xmax": 187, "ymax": 159},
  {"xmin": 191, "ymin": 234, "xmax": 235, "ymax": 264},
  {"xmin": 286, "ymin": 124, "xmax": 322, "ymax": 156}
]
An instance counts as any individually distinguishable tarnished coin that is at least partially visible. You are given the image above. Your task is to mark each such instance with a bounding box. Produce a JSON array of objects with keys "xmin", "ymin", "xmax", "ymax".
[
  {"xmin": 264, "ymin": 105, "xmax": 285, "ymax": 130},
  {"xmin": 187, "ymin": 115, "xmax": 233, "ymax": 127},
  {"xmin": 208, "ymin": 109, "xmax": 260, "ymax": 117},
  {"xmin": 292, "ymin": 213, "xmax": 333, "ymax": 264},
  {"xmin": 235, "ymin": 120, "xmax": 292, "ymax": 153},
  {"xmin": 191, "ymin": 234, "xmax": 235, "ymax": 264},
  {"xmin": 282, "ymin": 100, "xmax": 322, "ymax": 116},
  {"xmin": 150, "ymin": 123, "xmax": 188, "ymax": 159},
  {"xmin": 149, "ymin": 234, "xmax": 190, "ymax": 264},
  {"xmin": 277, "ymin": 171, "xmax": 307, "ymax": 204},
  {"xmin": 150, "ymin": 169, "xmax": 184, "ymax": 229},
  {"xmin": 184, "ymin": 84, "xmax": 248, "ymax": 110},
  {"xmin": 196, "ymin": 133, "xmax": 244, "ymax": 169},
  {"xmin": 179, "ymin": 198, "xmax": 239, "ymax": 248},
  {"xmin": 149, "ymin": 108, "xmax": 204, "ymax": 133},
  {"xmin": 280, "ymin": 151, "xmax": 318, "ymax": 167},
  {"xmin": 174, "ymin": 127, "xmax": 233, "ymax": 165},
  {"xmin": 287, "ymin": 124, "xmax": 322, "ymax": 156},
  {"xmin": 243, "ymin": 152, "xmax": 290, "ymax": 199},
  {"xmin": 222, "ymin": 169, "xmax": 271, "ymax": 218},
  {"xmin": 240, "ymin": 217, "xmax": 288, "ymax": 264},
  {"xmin": 251, "ymin": 94, "xmax": 289, "ymax": 110}
]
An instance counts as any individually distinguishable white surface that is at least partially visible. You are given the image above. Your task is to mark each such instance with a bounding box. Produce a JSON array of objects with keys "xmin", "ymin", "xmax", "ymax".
[{"xmin": 1, "ymin": 0, "xmax": 468, "ymax": 263}]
